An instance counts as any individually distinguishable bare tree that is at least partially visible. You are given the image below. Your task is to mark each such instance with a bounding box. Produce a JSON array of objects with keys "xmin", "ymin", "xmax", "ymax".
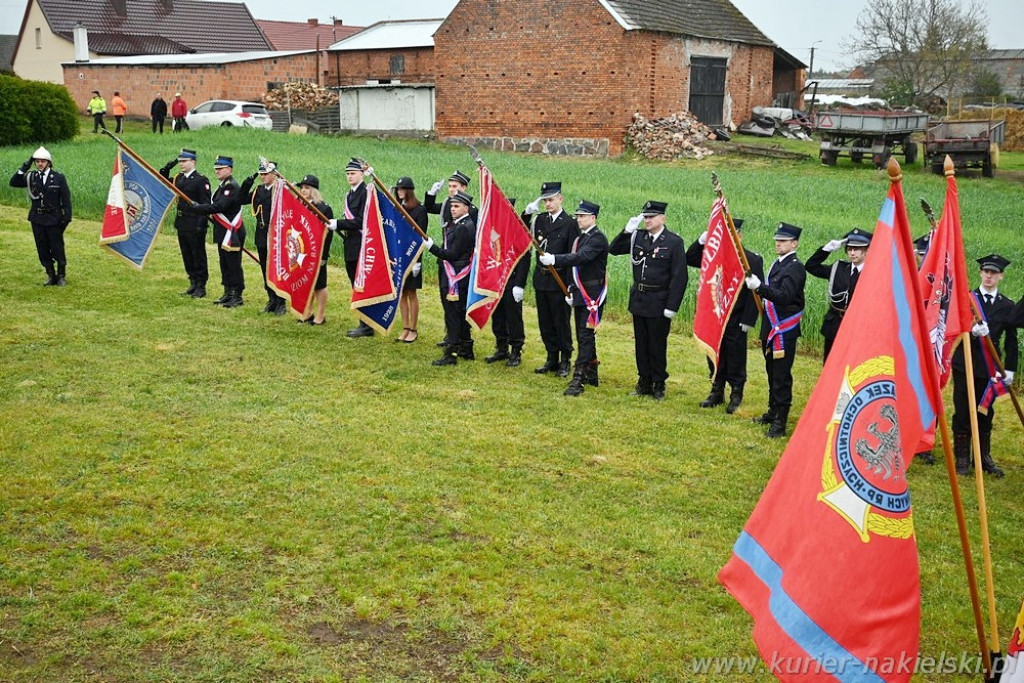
[{"xmin": 845, "ymin": 0, "xmax": 988, "ymax": 106}]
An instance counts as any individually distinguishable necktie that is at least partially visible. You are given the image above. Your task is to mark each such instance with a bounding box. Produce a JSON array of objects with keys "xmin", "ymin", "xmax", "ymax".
[
  {"xmin": 850, "ymin": 266, "xmax": 860, "ymax": 293},
  {"xmin": 984, "ymin": 294, "xmax": 993, "ymax": 306}
]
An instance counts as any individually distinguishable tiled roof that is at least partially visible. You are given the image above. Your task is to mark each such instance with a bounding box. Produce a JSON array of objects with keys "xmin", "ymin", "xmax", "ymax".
[
  {"xmin": 600, "ymin": 0, "xmax": 774, "ymax": 47},
  {"xmin": 55, "ymin": 31, "xmax": 193, "ymax": 55},
  {"xmin": 328, "ymin": 19, "xmax": 443, "ymax": 51},
  {"xmin": 257, "ymin": 20, "xmax": 362, "ymax": 51},
  {"xmin": 0, "ymin": 34, "xmax": 17, "ymax": 71},
  {"xmin": 36, "ymin": 0, "xmax": 271, "ymax": 54}
]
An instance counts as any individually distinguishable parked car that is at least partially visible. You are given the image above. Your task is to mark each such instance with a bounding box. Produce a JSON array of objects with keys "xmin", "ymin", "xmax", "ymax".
[{"xmin": 184, "ymin": 100, "xmax": 273, "ymax": 130}]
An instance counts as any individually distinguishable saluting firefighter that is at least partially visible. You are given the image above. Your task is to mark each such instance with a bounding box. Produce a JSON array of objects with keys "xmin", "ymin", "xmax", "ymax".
[
  {"xmin": 484, "ymin": 197, "xmax": 529, "ymax": 368},
  {"xmin": 523, "ymin": 182, "xmax": 579, "ymax": 377},
  {"xmin": 239, "ymin": 159, "xmax": 286, "ymax": 315},
  {"xmin": 744, "ymin": 222, "xmax": 806, "ymax": 438},
  {"xmin": 426, "ymin": 170, "xmax": 478, "ymax": 348},
  {"xmin": 328, "ymin": 158, "xmax": 374, "ymax": 338},
  {"xmin": 950, "ymin": 254, "xmax": 1018, "ymax": 478},
  {"xmin": 609, "ymin": 200, "xmax": 687, "ymax": 400},
  {"xmin": 187, "ymin": 155, "xmax": 246, "ymax": 308},
  {"xmin": 423, "ymin": 191, "xmax": 477, "ymax": 366},
  {"xmin": 686, "ymin": 218, "xmax": 764, "ymax": 413},
  {"xmin": 804, "ymin": 228, "xmax": 872, "ymax": 362},
  {"xmin": 160, "ymin": 149, "xmax": 211, "ymax": 298},
  {"xmin": 538, "ymin": 199, "xmax": 609, "ymax": 396},
  {"xmin": 9, "ymin": 146, "xmax": 73, "ymax": 286}
]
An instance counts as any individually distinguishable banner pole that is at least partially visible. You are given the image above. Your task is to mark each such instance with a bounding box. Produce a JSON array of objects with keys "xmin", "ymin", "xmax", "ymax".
[
  {"xmin": 368, "ymin": 174, "xmax": 428, "ymax": 239},
  {"xmin": 711, "ymin": 172, "xmax": 763, "ymax": 315}
]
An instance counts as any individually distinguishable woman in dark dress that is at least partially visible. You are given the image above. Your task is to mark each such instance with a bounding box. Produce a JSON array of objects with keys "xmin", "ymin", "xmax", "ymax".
[
  {"xmin": 298, "ymin": 174, "xmax": 333, "ymax": 325},
  {"xmin": 395, "ymin": 177, "xmax": 426, "ymax": 343}
]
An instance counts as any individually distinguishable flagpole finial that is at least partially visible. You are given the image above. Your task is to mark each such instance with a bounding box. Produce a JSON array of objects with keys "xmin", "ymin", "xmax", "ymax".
[
  {"xmin": 886, "ymin": 157, "xmax": 902, "ymax": 183},
  {"xmin": 919, "ymin": 198, "xmax": 936, "ymax": 228},
  {"xmin": 943, "ymin": 155, "xmax": 955, "ymax": 177},
  {"xmin": 711, "ymin": 171, "xmax": 722, "ymax": 197},
  {"xmin": 468, "ymin": 144, "xmax": 484, "ymax": 168}
]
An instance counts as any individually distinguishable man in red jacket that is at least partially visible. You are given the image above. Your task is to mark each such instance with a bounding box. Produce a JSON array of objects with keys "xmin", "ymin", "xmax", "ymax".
[{"xmin": 171, "ymin": 93, "xmax": 189, "ymax": 132}]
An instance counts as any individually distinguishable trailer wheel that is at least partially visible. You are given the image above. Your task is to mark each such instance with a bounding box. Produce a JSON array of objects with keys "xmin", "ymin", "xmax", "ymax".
[
  {"xmin": 820, "ymin": 150, "xmax": 839, "ymax": 166},
  {"xmin": 931, "ymin": 161, "xmax": 944, "ymax": 175},
  {"xmin": 905, "ymin": 142, "xmax": 918, "ymax": 165},
  {"xmin": 873, "ymin": 149, "xmax": 891, "ymax": 168},
  {"xmin": 850, "ymin": 151, "xmax": 864, "ymax": 163},
  {"xmin": 982, "ymin": 156, "xmax": 994, "ymax": 178},
  {"xmin": 989, "ymin": 142, "xmax": 1000, "ymax": 169}
]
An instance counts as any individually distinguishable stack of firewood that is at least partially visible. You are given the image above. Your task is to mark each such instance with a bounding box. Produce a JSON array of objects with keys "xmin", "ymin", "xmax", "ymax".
[
  {"xmin": 625, "ymin": 111, "xmax": 717, "ymax": 161},
  {"xmin": 262, "ymin": 82, "xmax": 339, "ymax": 111}
]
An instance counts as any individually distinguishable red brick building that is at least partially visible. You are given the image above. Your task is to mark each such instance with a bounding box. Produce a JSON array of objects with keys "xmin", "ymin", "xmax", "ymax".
[
  {"xmin": 433, "ymin": 0, "xmax": 798, "ymax": 155},
  {"xmin": 327, "ymin": 19, "xmax": 441, "ymax": 87}
]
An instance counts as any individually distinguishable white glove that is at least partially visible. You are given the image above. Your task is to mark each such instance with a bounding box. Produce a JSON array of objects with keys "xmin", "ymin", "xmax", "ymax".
[
  {"xmin": 327, "ymin": 219, "xmax": 338, "ymax": 231},
  {"xmin": 740, "ymin": 323, "xmax": 752, "ymax": 333},
  {"xmin": 823, "ymin": 239, "xmax": 846, "ymax": 253},
  {"xmin": 624, "ymin": 214, "xmax": 644, "ymax": 234},
  {"xmin": 698, "ymin": 231, "xmax": 708, "ymax": 246},
  {"xmin": 524, "ymin": 197, "xmax": 542, "ymax": 216},
  {"xmin": 663, "ymin": 309, "xmax": 677, "ymax": 320},
  {"xmin": 266, "ymin": 162, "xmax": 276, "ymax": 174},
  {"xmin": 364, "ymin": 166, "xmax": 374, "ymax": 178},
  {"xmin": 412, "ymin": 263, "xmax": 421, "ymax": 277},
  {"xmin": 565, "ymin": 295, "xmax": 574, "ymax": 306},
  {"xmin": 538, "ymin": 252, "xmax": 555, "ymax": 266},
  {"xmin": 423, "ymin": 237, "xmax": 434, "ymax": 251},
  {"xmin": 1001, "ymin": 370, "xmax": 1014, "ymax": 384},
  {"xmin": 971, "ymin": 321, "xmax": 989, "ymax": 337},
  {"xmin": 512, "ymin": 286, "xmax": 524, "ymax": 303},
  {"xmin": 745, "ymin": 274, "xmax": 761, "ymax": 290},
  {"xmin": 428, "ymin": 180, "xmax": 444, "ymax": 195}
]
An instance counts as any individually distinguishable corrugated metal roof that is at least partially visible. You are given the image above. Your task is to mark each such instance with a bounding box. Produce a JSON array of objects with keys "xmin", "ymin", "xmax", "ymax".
[
  {"xmin": 258, "ymin": 19, "xmax": 363, "ymax": 51},
  {"xmin": 37, "ymin": 0, "xmax": 271, "ymax": 54},
  {"xmin": 67, "ymin": 49, "xmax": 312, "ymax": 66},
  {"xmin": 600, "ymin": 0, "xmax": 774, "ymax": 47},
  {"xmin": 328, "ymin": 19, "xmax": 443, "ymax": 51}
]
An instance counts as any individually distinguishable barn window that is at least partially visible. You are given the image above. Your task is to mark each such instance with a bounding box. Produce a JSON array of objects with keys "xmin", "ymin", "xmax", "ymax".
[{"xmin": 390, "ymin": 55, "xmax": 405, "ymax": 75}]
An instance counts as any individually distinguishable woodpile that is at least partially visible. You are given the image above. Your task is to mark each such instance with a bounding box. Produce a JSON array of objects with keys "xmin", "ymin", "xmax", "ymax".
[
  {"xmin": 949, "ymin": 108, "xmax": 1024, "ymax": 152},
  {"xmin": 625, "ymin": 111, "xmax": 717, "ymax": 161},
  {"xmin": 262, "ymin": 82, "xmax": 338, "ymax": 111}
]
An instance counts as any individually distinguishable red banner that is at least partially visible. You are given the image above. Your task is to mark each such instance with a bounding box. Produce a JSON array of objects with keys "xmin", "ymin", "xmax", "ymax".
[
  {"xmin": 692, "ymin": 197, "xmax": 745, "ymax": 379},
  {"xmin": 351, "ymin": 184, "xmax": 396, "ymax": 309},
  {"xmin": 267, "ymin": 179, "xmax": 326, "ymax": 319},
  {"xmin": 100, "ymin": 153, "xmax": 129, "ymax": 244}
]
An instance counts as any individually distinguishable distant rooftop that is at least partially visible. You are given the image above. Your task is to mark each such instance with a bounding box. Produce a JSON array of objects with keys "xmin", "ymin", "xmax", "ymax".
[
  {"xmin": 258, "ymin": 19, "xmax": 363, "ymax": 51},
  {"xmin": 64, "ymin": 49, "xmax": 313, "ymax": 67},
  {"xmin": 328, "ymin": 19, "xmax": 444, "ymax": 51}
]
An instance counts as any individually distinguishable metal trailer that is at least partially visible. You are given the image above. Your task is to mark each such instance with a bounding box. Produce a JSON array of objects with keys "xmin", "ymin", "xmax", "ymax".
[
  {"xmin": 815, "ymin": 110, "xmax": 931, "ymax": 167},
  {"xmin": 924, "ymin": 119, "xmax": 1006, "ymax": 178}
]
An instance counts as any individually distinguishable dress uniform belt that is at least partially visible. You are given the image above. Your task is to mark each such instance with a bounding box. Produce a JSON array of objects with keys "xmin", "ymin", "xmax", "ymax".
[
  {"xmin": 35, "ymin": 207, "xmax": 58, "ymax": 214},
  {"xmin": 636, "ymin": 283, "xmax": 665, "ymax": 292}
]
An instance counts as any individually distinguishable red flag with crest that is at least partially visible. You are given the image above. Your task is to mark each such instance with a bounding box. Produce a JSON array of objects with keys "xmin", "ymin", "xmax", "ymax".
[{"xmin": 267, "ymin": 178, "xmax": 326, "ymax": 319}]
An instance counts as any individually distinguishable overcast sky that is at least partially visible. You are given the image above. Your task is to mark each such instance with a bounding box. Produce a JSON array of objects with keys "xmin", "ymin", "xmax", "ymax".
[{"xmin": 3, "ymin": 0, "xmax": 1020, "ymax": 73}]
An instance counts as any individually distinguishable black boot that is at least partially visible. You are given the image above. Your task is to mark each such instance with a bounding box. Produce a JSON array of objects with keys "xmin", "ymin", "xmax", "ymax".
[
  {"xmin": 726, "ymin": 385, "xmax": 744, "ymax": 414},
  {"xmin": 753, "ymin": 407, "xmax": 776, "ymax": 425},
  {"xmin": 563, "ymin": 368, "xmax": 586, "ymax": 397},
  {"xmin": 979, "ymin": 432, "xmax": 1005, "ymax": 478},
  {"xmin": 629, "ymin": 378, "xmax": 652, "ymax": 397},
  {"xmin": 191, "ymin": 281, "xmax": 206, "ymax": 298},
  {"xmin": 42, "ymin": 266, "xmax": 58, "ymax": 286},
  {"xmin": 458, "ymin": 341, "xmax": 475, "ymax": 361},
  {"xmin": 506, "ymin": 347, "xmax": 523, "ymax": 368},
  {"xmin": 700, "ymin": 380, "xmax": 726, "ymax": 408},
  {"xmin": 485, "ymin": 345, "xmax": 510, "ymax": 364},
  {"xmin": 222, "ymin": 289, "xmax": 244, "ymax": 308},
  {"xmin": 182, "ymin": 279, "xmax": 198, "ymax": 296},
  {"xmin": 347, "ymin": 321, "xmax": 374, "ymax": 338},
  {"xmin": 213, "ymin": 288, "xmax": 230, "ymax": 304},
  {"xmin": 272, "ymin": 299, "xmax": 287, "ymax": 315},
  {"xmin": 432, "ymin": 346, "xmax": 458, "ymax": 366},
  {"xmin": 556, "ymin": 352, "xmax": 572, "ymax": 378},
  {"xmin": 585, "ymin": 361, "xmax": 600, "ymax": 387},
  {"xmin": 651, "ymin": 381, "xmax": 666, "ymax": 400},
  {"xmin": 766, "ymin": 408, "xmax": 789, "ymax": 438},
  {"xmin": 262, "ymin": 299, "xmax": 276, "ymax": 313},
  {"xmin": 954, "ymin": 432, "xmax": 971, "ymax": 476},
  {"xmin": 913, "ymin": 451, "xmax": 936, "ymax": 465},
  {"xmin": 535, "ymin": 353, "xmax": 558, "ymax": 374}
]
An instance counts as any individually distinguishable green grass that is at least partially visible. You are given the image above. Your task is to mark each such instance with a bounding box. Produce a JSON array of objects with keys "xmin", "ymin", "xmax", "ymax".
[{"xmin": 0, "ymin": 128, "xmax": 1022, "ymax": 682}]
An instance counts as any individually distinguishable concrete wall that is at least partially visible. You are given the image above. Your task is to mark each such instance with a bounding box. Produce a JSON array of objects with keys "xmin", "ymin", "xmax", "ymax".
[{"xmin": 338, "ymin": 85, "xmax": 435, "ymax": 131}]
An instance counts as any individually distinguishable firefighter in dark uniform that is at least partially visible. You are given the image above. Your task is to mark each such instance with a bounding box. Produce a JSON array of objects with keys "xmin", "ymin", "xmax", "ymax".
[
  {"xmin": 426, "ymin": 170, "xmax": 478, "ymax": 347},
  {"xmin": 329, "ymin": 158, "xmax": 374, "ymax": 337},
  {"xmin": 484, "ymin": 198, "xmax": 530, "ymax": 368},
  {"xmin": 804, "ymin": 228, "xmax": 872, "ymax": 362},
  {"xmin": 609, "ymin": 200, "xmax": 687, "ymax": 400},
  {"xmin": 187, "ymin": 155, "xmax": 246, "ymax": 308},
  {"xmin": 951, "ymin": 254, "xmax": 1017, "ymax": 478},
  {"xmin": 160, "ymin": 149, "xmax": 211, "ymax": 298},
  {"xmin": 913, "ymin": 232, "xmax": 931, "ymax": 268},
  {"xmin": 9, "ymin": 146, "xmax": 72, "ymax": 286},
  {"xmin": 523, "ymin": 182, "xmax": 579, "ymax": 377},
  {"xmin": 538, "ymin": 199, "xmax": 609, "ymax": 396},
  {"xmin": 239, "ymin": 159, "xmax": 286, "ymax": 314},
  {"xmin": 686, "ymin": 219, "xmax": 764, "ymax": 413},
  {"xmin": 424, "ymin": 191, "xmax": 477, "ymax": 366}
]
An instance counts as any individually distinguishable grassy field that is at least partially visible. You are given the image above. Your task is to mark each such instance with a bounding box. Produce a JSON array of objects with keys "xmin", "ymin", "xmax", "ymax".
[{"xmin": 1, "ymin": 126, "xmax": 1022, "ymax": 682}]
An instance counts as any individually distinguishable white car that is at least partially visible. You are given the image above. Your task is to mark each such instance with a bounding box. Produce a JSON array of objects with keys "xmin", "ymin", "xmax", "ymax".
[{"xmin": 183, "ymin": 100, "xmax": 273, "ymax": 130}]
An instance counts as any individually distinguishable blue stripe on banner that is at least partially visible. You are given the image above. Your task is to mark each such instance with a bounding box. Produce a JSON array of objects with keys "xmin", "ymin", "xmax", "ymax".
[
  {"xmin": 879, "ymin": 196, "xmax": 896, "ymax": 229},
  {"xmin": 733, "ymin": 531, "xmax": 886, "ymax": 683},
  {"xmin": 889, "ymin": 237, "xmax": 936, "ymax": 433}
]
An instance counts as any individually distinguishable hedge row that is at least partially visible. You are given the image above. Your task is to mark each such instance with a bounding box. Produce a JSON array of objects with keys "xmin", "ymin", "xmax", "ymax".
[{"xmin": 0, "ymin": 74, "xmax": 79, "ymax": 146}]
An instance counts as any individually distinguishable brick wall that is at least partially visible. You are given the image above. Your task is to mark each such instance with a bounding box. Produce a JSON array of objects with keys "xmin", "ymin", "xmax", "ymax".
[
  {"xmin": 62, "ymin": 53, "xmax": 319, "ymax": 113},
  {"xmin": 328, "ymin": 47, "xmax": 435, "ymax": 87}
]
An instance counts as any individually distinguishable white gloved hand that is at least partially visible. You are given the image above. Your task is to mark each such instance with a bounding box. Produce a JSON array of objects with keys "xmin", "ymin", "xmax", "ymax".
[
  {"xmin": 512, "ymin": 286, "xmax": 524, "ymax": 303},
  {"xmin": 538, "ymin": 252, "xmax": 555, "ymax": 266},
  {"xmin": 971, "ymin": 321, "xmax": 989, "ymax": 337},
  {"xmin": 327, "ymin": 219, "xmax": 338, "ymax": 231},
  {"xmin": 524, "ymin": 197, "xmax": 542, "ymax": 216},
  {"xmin": 423, "ymin": 237, "xmax": 434, "ymax": 251},
  {"xmin": 745, "ymin": 274, "xmax": 761, "ymax": 290},
  {"xmin": 428, "ymin": 180, "xmax": 444, "ymax": 196},
  {"xmin": 364, "ymin": 166, "xmax": 375, "ymax": 178},
  {"xmin": 624, "ymin": 214, "xmax": 643, "ymax": 234},
  {"xmin": 1002, "ymin": 370, "xmax": 1014, "ymax": 384},
  {"xmin": 565, "ymin": 295, "xmax": 574, "ymax": 306},
  {"xmin": 823, "ymin": 239, "xmax": 846, "ymax": 253},
  {"xmin": 740, "ymin": 323, "xmax": 752, "ymax": 333},
  {"xmin": 412, "ymin": 263, "xmax": 422, "ymax": 277},
  {"xmin": 698, "ymin": 231, "xmax": 708, "ymax": 246},
  {"xmin": 663, "ymin": 309, "xmax": 677, "ymax": 320}
]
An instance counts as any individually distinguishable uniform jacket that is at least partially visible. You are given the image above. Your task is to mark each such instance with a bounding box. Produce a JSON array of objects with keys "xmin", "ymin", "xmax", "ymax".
[
  {"xmin": 425, "ymin": 192, "xmax": 479, "ymax": 229},
  {"xmin": 952, "ymin": 289, "xmax": 1019, "ymax": 379},
  {"xmin": 338, "ymin": 184, "xmax": 367, "ymax": 262},
  {"xmin": 159, "ymin": 162, "xmax": 210, "ymax": 231},
  {"xmin": 805, "ymin": 248, "xmax": 862, "ymax": 341},
  {"xmin": 553, "ymin": 226, "xmax": 609, "ymax": 307},
  {"xmin": 190, "ymin": 176, "xmax": 243, "ymax": 240},
  {"xmin": 9, "ymin": 165, "xmax": 72, "ymax": 227},
  {"xmin": 313, "ymin": 201, "xmax": 334, "ymax": 264},
  {"xmin": 429, "ymin": 214, "xmax": 475, "ymax": 290},
  {"xmin": 527, "ymin": 210, "xmax": 579, "ymax": 293},
  {"xmin": 685, "ymin": 240, "xmax": 764, "ymax": 329},
  {"xmin": 151, "ymin": 97, "xmax": 168, "ymax": 119},
  {"xmin": 239, "ymin": 175, "xmax": 274, "ymax": 230},
  {"xmin": 609, "ymin": 227, "xmax": 687, "ymax": 318},
  {"xmin": 756, "ymin": 251, "xmax": 806, "ymax": 344}
]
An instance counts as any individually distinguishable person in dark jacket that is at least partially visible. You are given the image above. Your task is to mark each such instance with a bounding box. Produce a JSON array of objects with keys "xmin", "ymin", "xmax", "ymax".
[
  {"xmin": 425, "ymin": 169, "xmax": 478, "ymax": 348},
  {"xmin": 239, "ymin": 159, "xmax": 286, "ymax": 314},
  {"xmin": 395, "ymin": 177, "xmax": 426, "ymax": 343},
  {"xmin": 481, "ymin": 197, "xmax": 529, "ymax": 367},
  {"xmin": 804, "ymin": 228, "xmax": 872, "ymax": 362},
  {"xmin": 9, "ymin": 146, "xmax": 72, "ymax": 285},
  {"xmin": 538, "ymin": 199, "xmax": 608, "ymax": 395},
  {"xmin": 150, "ymin": 93, "xmax": 168, "ymax": 133},
  {"xmin": 609, "ymin": 200, "xmax": 687, "ymax": 400},
  {"xmin": 424, "ymin": 191, "xmax": 476, "ymax": 366},
  {"xmin": 329, "ymin": 158, "xmax": 374, "ymax": 337},
  {"xmin": 187, "ymin": 155, "xmax": 246, "ymax": 308},
  {"xmin": 686, "ymin": 218, "xmax": 764, "ymax": 413},
  {"xmin": 745, "ymin": 222, "xmax": 806, "ymax": 438},
  {"xmin": 160, "ymin": 149, "xmax": 211, "ymax": 298}
]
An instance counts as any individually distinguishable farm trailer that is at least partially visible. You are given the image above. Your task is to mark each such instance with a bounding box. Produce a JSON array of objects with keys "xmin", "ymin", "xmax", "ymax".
[
  {"xmin": 815, "ymin": 111, "xmax": 930, "ymax": 167},
  {"xmin": 924, "ymin": 119, "xmax": 1005, "ymax": 178}
]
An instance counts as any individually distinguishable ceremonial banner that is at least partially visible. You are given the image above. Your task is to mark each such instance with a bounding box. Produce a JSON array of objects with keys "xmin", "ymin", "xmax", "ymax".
[
  {"xmin": 465, "ymin": 166, "xmax": 532, "ymax": 331},
  {"xmin": 100, "ymin": 147, "xmax": 176, "ymax": 269},
  {"xmin": 692, "ymin": 196, "xmax": 745, "ymax": 379},
  {"xmin": 353, "ymin": 186, "xmax": 425, "ymax": 333},
  {"xmin": 350, "ymin": 184, "xmax": 396, "ymax": 308},
  {"xmin": 719, "ymin": 168, "xmax": 939, "ymax": 683},
  {"xmin": 1000, "ymin": 597, "xmax": 1024, "ymax": 683},
  {"xmin": 267, "ymin": 179, "xmax": 326, "ymax": 319}
]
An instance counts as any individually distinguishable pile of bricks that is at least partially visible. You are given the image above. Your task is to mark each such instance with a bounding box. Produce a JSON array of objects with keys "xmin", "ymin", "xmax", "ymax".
[
  {"xmin": 625, "ymin": 111, "xmax": 716, "ymax": 161},
  {"xmin": 262, "ymin": 82, "xmax": 338, "ymax": 111}
]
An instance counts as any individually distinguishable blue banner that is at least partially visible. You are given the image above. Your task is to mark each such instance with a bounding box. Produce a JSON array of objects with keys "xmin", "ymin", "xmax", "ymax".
[{"xmin": 102, "ymin": 149, "xmax": 176, "ymax": 270}]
